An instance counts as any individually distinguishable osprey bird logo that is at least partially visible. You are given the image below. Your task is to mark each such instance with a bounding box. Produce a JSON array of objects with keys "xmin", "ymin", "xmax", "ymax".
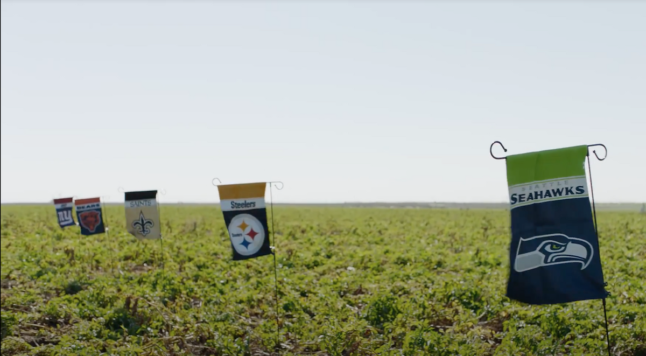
[
  {"xmin": 132, "ymin": 211, "xmax": 154, "ymax": 236},
  {"xmin": 514, "ymin": 233, "xmax": 593, "ymax": 272}
]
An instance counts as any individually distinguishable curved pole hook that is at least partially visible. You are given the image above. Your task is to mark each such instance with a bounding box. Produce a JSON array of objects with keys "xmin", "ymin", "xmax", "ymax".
[
  {"xmin": 212, "ymin": 177, "xmax": 222, "ymax": 187},
  {"xmin": 269, "ymin": 181, "xmax": 284, "ymax": 190},
  {"xmin": 490, "ymin": 141, "xmax": 508, "ymax": 160},
  {"xmin": 588, "ymin": 144, "xmax": 607, "ymax": 161},
  {"xmin": 159, "ymin": 189, "xmax": 167, "ymax": 196},
  {"xmin": 118, "ymin": 187, "xmax": 125, "ymax": 193}
]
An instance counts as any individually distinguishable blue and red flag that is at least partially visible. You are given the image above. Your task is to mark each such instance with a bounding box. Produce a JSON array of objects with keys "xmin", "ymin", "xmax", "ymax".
[{"xmin": 53, "ymin": 197, "xmax": 75, "ymax": 228}]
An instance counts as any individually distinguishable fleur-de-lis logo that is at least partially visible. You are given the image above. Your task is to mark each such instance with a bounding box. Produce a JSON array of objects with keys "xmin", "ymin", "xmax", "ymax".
[{"xmin": 132, "ymin": 211, "xmax": 154, "ymax": 236}]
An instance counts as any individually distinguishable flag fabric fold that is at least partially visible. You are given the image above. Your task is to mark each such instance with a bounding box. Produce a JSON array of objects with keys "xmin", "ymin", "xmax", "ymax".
[
  {"xmin": 125, "ymin": 190, "xmax": 161, "ymax": 240},
  {"xmin": 505, "ymin": 145, "xmax": 606, "ymax": 304},
  {"xmin": 53, "ymin": 197, "xmax": 75, "ymax": 228},
  {"xmin": 217, "ymin": 183, "xmax": 272, "ymax": 260},
  {"xmin": 75, "ymin": 197, "xmax": 105, "ymax": 236}
]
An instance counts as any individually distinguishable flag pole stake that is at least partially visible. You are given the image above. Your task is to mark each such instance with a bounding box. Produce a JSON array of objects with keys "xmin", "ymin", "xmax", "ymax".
[
  {"xmin": 102, "ymin": 196, "xmax": 115, "ymax": 275},
  {"xmin": 269, "ymin": 181, "xmax": 284, "ymax": 350},
  {"xmin": 211, "ymin": 179, "xmax": 224, "ymax": 244},
  {"xmin": 159, "ymin": 237, "xmax": 165, "ymax": 271},
  {"xmin": 158, "ymin": 191, "xmax": 165, "ymax": 271},
  {"xmin": 491, "ymin": 142, "xmax": 610, "ymax": 355},
  {"xmin": 586, "ymin": 146, "xmax": 611, "ymax": 356}
]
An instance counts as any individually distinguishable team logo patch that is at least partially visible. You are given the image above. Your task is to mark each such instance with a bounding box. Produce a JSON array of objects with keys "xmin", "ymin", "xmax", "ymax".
[
  {"xmin": 54, "ymin": 198, "xmax": 76, "ymax": 228},
  {"xmin": 132, "ymin": 211, "xmax": 154, "ymax": 236},
  {"xmin": 58, "ymin": 210, "xmax": 74, "ymax": 225},
  {"xmin": 228, "ymin": 213, "xmax": 266, "ymax": 256},
  {"xmin": 79, "ymin": 211, "xmax": 102, "ymax": 233},
  {"xmin": 514, "ymin": 233, "xmax": 593, "ymax": 273}
]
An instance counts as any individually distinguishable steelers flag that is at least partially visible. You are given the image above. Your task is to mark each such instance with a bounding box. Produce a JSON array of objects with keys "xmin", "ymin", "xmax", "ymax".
[
  {"xmin": 125, "ymin": 190, "xmax": 161, "ymax": 240},
  {"xmin": 217, "ymin": 183, "xmax": 272, "ymax": 260},
  {"xmin": 53, "ymin": 197, "xmax": 75, "ymax": 228},
  {"xmin": 505, "ymin": 146, "xmax": 606, "ymax": 304},
  {"xmin": 75, "ymin": 197, "xmax": 105, "ymax": 236}
]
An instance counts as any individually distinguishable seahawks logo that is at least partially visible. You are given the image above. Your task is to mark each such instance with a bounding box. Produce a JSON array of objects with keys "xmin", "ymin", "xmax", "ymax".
[{"xmin": 514, "ymin": 233, "xmax": 593, "ymax": 272}]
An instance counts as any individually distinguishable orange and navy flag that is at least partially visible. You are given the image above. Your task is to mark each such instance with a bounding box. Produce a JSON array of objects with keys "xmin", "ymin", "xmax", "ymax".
[
  {"xmin": 53, "ymin": 197, "xmax": 75, "ymax": 228},
  {"xmin": 74, "ymin": 197, "xmax": 105, "ymax": 236},
  {"xmin": 217, "ymin": 183, "xmax": 272, "ymax": 260}
]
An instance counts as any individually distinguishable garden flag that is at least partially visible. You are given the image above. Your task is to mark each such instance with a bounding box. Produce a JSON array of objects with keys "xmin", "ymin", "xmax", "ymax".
[
  {"xmin": 53, "ymin": 197, "xmax": 75, "ymax": 228},
  {"xmin": 124, "ymin": 190, "xmax": 161, "ymax": 240},
  {"xmin": 75, "ymin": 197, "xmax": 105, "ymax": 236},
  {"xmin": 217, "ymin": 183, "xmax": 272, "ymax": 260},
  {"xmin": 506, "ymin": 145, "xmax": 606, "ymax": 304}
]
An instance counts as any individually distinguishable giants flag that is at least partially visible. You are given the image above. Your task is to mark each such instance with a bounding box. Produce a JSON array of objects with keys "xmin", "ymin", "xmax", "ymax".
[
  {"xmin": 505, "ymin": 145, "xmax": 606, "ymax": 304},
  {"xmin": 53, "ymin": 198, "xmax": 75, "ymax": 228},
  {"xmin": 217, "ymin": 183, "xmax": 272, "ymax": 260},
  {"xmin": 75, "ymin": 197, "xmax": 106, "ymax": 236}
]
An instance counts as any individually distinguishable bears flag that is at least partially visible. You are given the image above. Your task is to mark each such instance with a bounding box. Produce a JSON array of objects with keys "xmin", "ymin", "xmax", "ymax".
[
  {"xmin": 217, "ymin": 183, "xmax": 272, "ymax": 260},
  {"xmin": 125, "ymin": 190, "xmax": 161, "ymax": 240},
  {"xmin": 505, "ymin": 145, "xmax": 606, "ymax": 304},
  {"xmin": 75, "ymin": 197, "xmax": 106, "ymax": 236},
  {"xmin": 53, "ymin": 197, "xmax": 75, "ymax": 228}
]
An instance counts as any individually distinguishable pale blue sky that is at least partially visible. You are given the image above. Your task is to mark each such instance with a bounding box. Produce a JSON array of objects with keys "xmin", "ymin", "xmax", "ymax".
[{"xmin": 2, "ymin": 2, "xmax": 645, "ymax": 203}]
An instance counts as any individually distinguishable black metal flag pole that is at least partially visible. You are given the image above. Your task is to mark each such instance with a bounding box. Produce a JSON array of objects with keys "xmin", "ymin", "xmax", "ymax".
[
  {"xmin": 158, "ymin": 189, "xmax": 166, "ymax": 272},
  {"xmin": 212, "ymin": 178, "xmax": 223, "ymax": 240},
  {"xmin": 101, "ymin": 195, "xmax": 114, "ymax": 274},
  {"xmin": 586, "ymin": 144, "xmax": 612, "ymax": 356},
  {"xmin": 490, "ymin": 141, "xmax": 612, "ymax": 356},
  {"xmin": 212, "ymin": 178, "xmax": 223, "ymax": 244},
  {"xmin": 102, "ymin": 195, "xmax": 111, "ymax": 242},
  {"xmin": 51, "ymin": 193, "xmax": 61, "ymax": 254},
  {"xmin": 121, "ymin": 187, "xmax": 167, "ymax": 272},
  {"xmin": 269, "ymin": 181, "xmax": 284, "ymax": 350},
  {"xmin": 212, "ymin": 178, "xmax": 283, "ymax": 349}
]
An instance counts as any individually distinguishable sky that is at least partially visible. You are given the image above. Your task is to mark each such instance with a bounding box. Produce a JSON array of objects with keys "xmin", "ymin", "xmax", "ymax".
[{"xmin": 1, "ymin": 2, "xmax": 645, "ymax": 204}]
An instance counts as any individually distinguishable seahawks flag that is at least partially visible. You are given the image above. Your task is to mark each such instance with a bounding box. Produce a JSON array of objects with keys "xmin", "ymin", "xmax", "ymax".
[
  {"xmin": 217, "ymin": 183, "xmax": 272, "ymax": 260},
  {"xmin": 75, "ymin": 197, "xmax": 105, "ymax": 236},
  {"xmin": 125, "ymin": 190, "xmax": 161, "ymax": 240},
  {"xmin": 506, "ymin": 145, "xmax": 606, "ymax": 304},
  {"xmin": 53, "ymin": 197, "xmax": 76, "ymax": 228}
]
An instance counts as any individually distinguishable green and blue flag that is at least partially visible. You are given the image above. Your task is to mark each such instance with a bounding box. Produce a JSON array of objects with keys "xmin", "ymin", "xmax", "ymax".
[{"xmin": 505, "ymin": 146, "xmax": 606, "ymax": 304}]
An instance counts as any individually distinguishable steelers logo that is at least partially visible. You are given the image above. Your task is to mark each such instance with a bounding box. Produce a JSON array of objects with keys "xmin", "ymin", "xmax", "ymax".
[{"xmin": 228, "ymin": 214, "xmax": 266, "ymax": 256}]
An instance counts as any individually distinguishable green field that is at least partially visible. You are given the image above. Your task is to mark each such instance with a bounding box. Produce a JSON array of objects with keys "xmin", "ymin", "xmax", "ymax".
[{"xmin": 1, "ymin": 205, "xmax": 645, "ymax": 355}]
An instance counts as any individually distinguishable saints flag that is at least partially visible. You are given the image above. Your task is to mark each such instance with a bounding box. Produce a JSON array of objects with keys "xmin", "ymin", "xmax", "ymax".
[
  {"xmin": 217, "ymin": 183, "xmax": 272, "ymax": 260},
  {"xmin": 125, "ymin": 190, "xmax": 161, "ymax": 240},
  {"xmin": 506, "ymin": 145, "xmax": 606, "ymax": 304},
  {"xmin": 53, "ymin": 197, "xmax": 76, "ymax": 228},
  {"xmin": 75, "ymin": 197, "xmax": 105, "ymax": 236}
]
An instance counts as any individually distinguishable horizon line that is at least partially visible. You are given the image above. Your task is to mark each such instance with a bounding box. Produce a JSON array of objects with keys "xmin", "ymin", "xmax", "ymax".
[{"xmin": 2, "ymin": 201, "xmax": 644, "ymax": 205}]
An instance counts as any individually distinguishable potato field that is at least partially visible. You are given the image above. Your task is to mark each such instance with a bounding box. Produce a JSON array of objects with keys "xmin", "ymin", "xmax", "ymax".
[{"xmin": 1, "ymin": 205, "xmax": 644, "ymax": 355}]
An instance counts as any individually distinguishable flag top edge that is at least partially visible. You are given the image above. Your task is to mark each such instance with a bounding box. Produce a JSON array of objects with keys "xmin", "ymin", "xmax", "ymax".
[
  {"xmin": 53, "ymin": 197, "xmax": 73, "ymax": 204},
  {"xmin": 75, "ymin": 197, "xmax": 101, "ymax": 205},
  {"xmin": 506, "ymin": 145, "xmax": 588, "ymax": 187},
  {"xmin": 217, "ymin": 182, "xmax": 267, "ymax": 200},
  {"xmin": 125, "ymin": 190, "xmax": 158, "ymax": 201}
]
